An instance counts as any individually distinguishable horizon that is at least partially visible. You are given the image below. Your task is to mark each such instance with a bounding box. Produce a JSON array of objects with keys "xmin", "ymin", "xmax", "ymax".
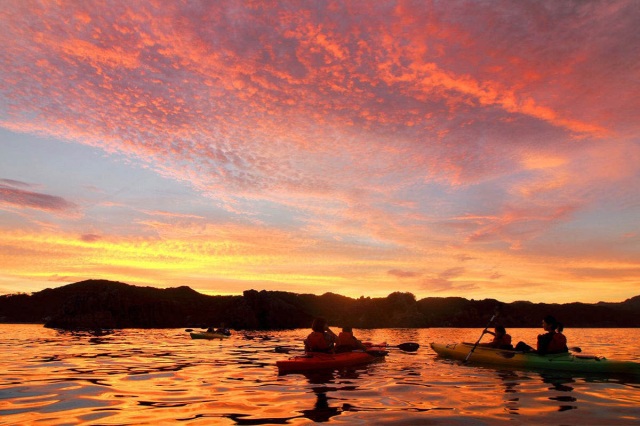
[
  {"xmin": 4, "ymin": 278, "xmax": 638, "ymax": 306},
  {"xmin": 1, "ymin": 2, "xmax": 639, "ymax": 304}
]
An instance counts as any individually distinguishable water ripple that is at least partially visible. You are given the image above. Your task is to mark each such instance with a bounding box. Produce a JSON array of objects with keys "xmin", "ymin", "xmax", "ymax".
[{"xmin": 1, "ymin": 326, "xmax": 639, "ymax": 425}]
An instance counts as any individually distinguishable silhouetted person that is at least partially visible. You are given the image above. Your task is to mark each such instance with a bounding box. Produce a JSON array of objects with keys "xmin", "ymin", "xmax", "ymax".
[
  {"xmin": 335, "ymin": 326, "xmax": 367, "ymax": 352},
  {"xmin": 304, "ymin": 317, "xmax": 337, "ymax": 353},
  {"xmin": 479, "ymin": 325, "xmax": 513, "ymax": 349},
  {"xmin": 515, "ymin": 315, "xmax": 568, "ymax": 354}
]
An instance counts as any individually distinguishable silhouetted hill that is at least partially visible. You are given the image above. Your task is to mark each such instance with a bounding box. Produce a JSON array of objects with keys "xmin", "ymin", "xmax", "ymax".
[{"xmin": 0, "ymin": 280, "xmax": 638, "ymax": 330}]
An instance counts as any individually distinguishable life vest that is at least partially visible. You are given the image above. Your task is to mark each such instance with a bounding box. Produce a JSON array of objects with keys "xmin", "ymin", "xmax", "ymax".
[
  {"xmin": 547, "ymin": 332, "xmax": 568, "ymax": 353},
  {"xmin": 305, "ymin": 331, "xmax": 331, "ymax": 352},
  {"xmin": 492, "ymin": 333, "xmax": 512, "ymax": 349},
  {"xmin": 537, "ymin": 331, "xmax": 568, "ymax": 354},
  {"xmin": 337, "ymin": 331, "xmax": 358, "ymax": 348}
]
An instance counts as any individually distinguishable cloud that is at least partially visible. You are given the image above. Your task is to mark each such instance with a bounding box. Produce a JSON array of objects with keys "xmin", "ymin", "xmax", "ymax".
[
  {"xmin": 0, "ymin": 179, "xmax": 36, "ymax": 189},
  {"xmin": 3, "ymin": 0, "xmax": 637, "ymax": 204},
  {"xmin": 388, "ymin": 269, "xmax": 420, "ymax": 278},
  {"xmin": 439, "ymin": 267, "xmax": 466, "ymax": 280},
  {"xmin": 80, "ymin": 234, "xmax": 101, "ymax": 242},
  {"xmin": 140, "ymin": 209, "xmax": 205, "ymax": 219},
  {"xmin": 47, "ymin": 274, "xmax": 80, "ymax": 283},
  {"xmin": 420, "ymin": 267, "xmax": 477, "ymax": 293},
  {"xmin": 1, "ymin": 1, "xmax": 639, "ymax": 302},
  {"xmin": 0, "ymin": 184, "xmax": 80, "ymax": 217}
]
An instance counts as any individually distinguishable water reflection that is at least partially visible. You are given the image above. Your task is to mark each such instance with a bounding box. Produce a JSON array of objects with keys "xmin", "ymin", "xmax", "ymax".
[
  {"xmin": 495, "ymin": 370, "xmax": 520, "ymax": 416},
  {"xmin": 1, "ymin": 325, "xmax": 639, "ymax": 425},
  {"xmin": 539, "ymin": 373, "xmax": 578, "ymax": 412},
  {"xmin": 489, "ymin": 368, "xmax": 581, "ymax": 415},
  {"xmin": 484, "ymin": 370, "xmax": 578, "ymax": 415},
  {"xmin": 219, "ymin": 370, "xmax": 350, "ymax": 424},
  {"xmin": 301, "ymin": 369, "xmax": 363, "ymax": 423}
]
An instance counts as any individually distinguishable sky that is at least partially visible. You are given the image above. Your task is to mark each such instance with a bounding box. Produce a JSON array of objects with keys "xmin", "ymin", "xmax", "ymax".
[{"xmin": 1, "ymin": 1, "xmax": 639, "ymax": 304}]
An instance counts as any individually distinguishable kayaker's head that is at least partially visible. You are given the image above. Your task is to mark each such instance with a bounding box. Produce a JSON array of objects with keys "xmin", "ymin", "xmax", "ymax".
[
  {"xmin": 542, "ymin": 315, "xmax": 558, "ymax": 331},
  {"xmin": 494, "ymin": 325, "xmax": 506, "ymax": 336},
  {"xmin": 312, "ymin": 317, "xmax": 328, "ymax": 333},
  {"xmin": 342, "ymin": 326, "xmax": 353, "ymax": 333}
]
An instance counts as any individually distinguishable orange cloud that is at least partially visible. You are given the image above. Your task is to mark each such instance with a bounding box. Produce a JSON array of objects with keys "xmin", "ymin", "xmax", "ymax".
[{"xmin": 1, "ymin": 1, "xmax": 639, "ymax": 303}]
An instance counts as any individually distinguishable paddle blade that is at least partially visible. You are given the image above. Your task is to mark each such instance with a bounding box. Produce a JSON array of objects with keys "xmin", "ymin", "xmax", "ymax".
[
  {"xmin": 397, "ymin": 342, "xmax": 420, "ymax": 352},
  {"xmin": 275, "ymin": 346, "xmax": 291, "ymax": 354}
]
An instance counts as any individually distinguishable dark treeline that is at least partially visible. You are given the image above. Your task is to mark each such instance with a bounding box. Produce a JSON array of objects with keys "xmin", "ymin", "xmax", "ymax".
[{"xmin": 1, "ymin": 279, "xmax": 639, "ymax": 330}]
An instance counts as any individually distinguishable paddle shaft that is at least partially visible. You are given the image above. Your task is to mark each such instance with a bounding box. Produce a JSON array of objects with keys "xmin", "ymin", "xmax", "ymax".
[
  {"xmin": 465, "ymin": 312, "xmax": 498, "ymax": 362},
  {"xmin": 363, "ymin": 342, "xmax": 420, "ymax": 352}
]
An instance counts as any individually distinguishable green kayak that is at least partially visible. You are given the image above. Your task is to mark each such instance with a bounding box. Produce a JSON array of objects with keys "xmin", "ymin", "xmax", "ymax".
[
  {"xmin": 190, "ymin": 331, "xmax": 229, "ymax": 340},
  {"xmin": 430, "ymin": 342, "xmax": 640, "ymax": 375}
]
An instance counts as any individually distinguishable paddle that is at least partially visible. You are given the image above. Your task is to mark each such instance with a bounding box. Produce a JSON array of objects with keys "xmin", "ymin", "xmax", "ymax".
[
  {"xmin": 275, "ymin": 346, "xmax": 301, "ymax": 354},
  {"xmin": 464, "ymin": 310, "xmax": 498, "ymax": 363},
  {"xmin": 380, "ymin": 342, "xmax": 420, "ymax": 352},
  {"xmin": 360, "ymin": 342, "xmax": 420, "ymax": 352}
]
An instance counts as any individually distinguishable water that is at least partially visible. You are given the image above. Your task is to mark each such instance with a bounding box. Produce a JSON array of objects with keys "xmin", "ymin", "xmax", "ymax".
[{"xmin": 1, "ymin": 325, "xmax": 639, "ymax": 425}]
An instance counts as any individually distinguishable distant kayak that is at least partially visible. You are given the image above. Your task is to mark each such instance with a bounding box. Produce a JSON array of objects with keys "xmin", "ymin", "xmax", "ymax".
[
  {"xmin": 430, "ymin": 342, "xmax": 640, "ymax": 375},
  {"xmin": 190, "ymin": 332, "xmax": 230, "ymax": 340},
  {"xmin": 277, "ymin": 345, "xmax": 388, "ymax": 373}
]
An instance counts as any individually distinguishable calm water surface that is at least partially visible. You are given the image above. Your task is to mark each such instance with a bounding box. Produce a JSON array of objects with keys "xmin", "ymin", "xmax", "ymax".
[{"xmin": 1, "ymin": 325, "xmax": 639, "ymax": 425}]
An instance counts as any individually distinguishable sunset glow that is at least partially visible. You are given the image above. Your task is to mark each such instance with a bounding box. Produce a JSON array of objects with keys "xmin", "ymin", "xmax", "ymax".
[{"xmin": 1, "ymin": 1, "xmax": 639, "ymax": 303}]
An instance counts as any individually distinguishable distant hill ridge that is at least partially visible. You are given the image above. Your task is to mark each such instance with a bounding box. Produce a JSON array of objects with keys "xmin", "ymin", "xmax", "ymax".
[{"xmin": 0, "ymin": 279, "xmax": 638, "ymax": 330}]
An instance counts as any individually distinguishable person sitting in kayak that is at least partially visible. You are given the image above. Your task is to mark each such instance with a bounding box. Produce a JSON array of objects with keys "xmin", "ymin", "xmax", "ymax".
[
  {"xmin": 479, "ymin": 325, "xmax": 513, "ymax": 349},
  {"xmin": 536, "ymin": 315, "xmax": 568, "ymax": 354},
  {"xmin": 515, "ymin": 315, "xmax": 568, "ymax": 354},
  {"xmin": 304, "ymin": 317, "xmax": 337, "ymax": 353},
  {"xmin": 335, "ymin": 326, "xmax": 367, "ymax": 352},
  {"xmin": 207, "ymin": 323, "xmax": 231, "ymax": 336}
]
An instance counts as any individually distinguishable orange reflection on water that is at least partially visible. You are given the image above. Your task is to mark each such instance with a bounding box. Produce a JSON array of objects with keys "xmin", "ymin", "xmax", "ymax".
[{"xmin": 0, "ymin": 326, "xmax": 639, "ymax": 425}]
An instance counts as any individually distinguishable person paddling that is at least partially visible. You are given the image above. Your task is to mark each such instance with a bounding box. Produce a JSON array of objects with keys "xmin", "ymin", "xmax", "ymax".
[
  {"xmin": 335, "ymin": 326, "xmax": 367, "ymax": 352},
  {"xmin": 304, "ymin": 317, "xmax": 337, "ymax": 353},
  {"xmin": 215, "ymin": 323, "xmax": 231, "ymax": 336},
  {"xmin": 479, "ymin": 325, "xmax": 513, "ymax": 349},
  {"xmin": 515, "ymin": 315, "xmax": 568, "ymax": 354}
]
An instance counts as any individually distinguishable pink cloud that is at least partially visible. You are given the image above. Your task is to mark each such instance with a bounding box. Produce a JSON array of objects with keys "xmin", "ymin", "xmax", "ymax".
[
  {"xmin": 0, "ymin": 179, "xmax": 36, "ymax": 189},
  {"xmin": 139, "ymin": 210, "xmax": 205, "ymax": 219},
  {"xmin": 3, "ymin": 1, "xmax": 635, "ymax": 202},
  {"xmin": 388, "ymin": 269, "xmax": 420, "ymax": 279},
  {"xmin": 1, "ymin": 1, "xmax": 639, "ymax": 302},
  {"xmin": 80, "ymin": 234, "xmax": 101, "ymax": 242},
  {"xmin": 0, "ymin": 184, "xmax": 79, "ymax": 216},
  {"xmin": 462, "ymin": 203, "xmax": 580, "ymax": 249}
]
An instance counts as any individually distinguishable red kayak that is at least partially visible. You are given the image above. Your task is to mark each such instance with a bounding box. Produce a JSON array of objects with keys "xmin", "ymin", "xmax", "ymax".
[{"xmin": 276, "ymin": 344, "xmax": 388, "ymax": 373}]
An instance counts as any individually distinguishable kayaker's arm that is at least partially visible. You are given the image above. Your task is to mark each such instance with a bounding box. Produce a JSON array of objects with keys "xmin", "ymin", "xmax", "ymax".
[{"xmin": 325, "ymin": 325, "xmax": 338, "ymax": 339}]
